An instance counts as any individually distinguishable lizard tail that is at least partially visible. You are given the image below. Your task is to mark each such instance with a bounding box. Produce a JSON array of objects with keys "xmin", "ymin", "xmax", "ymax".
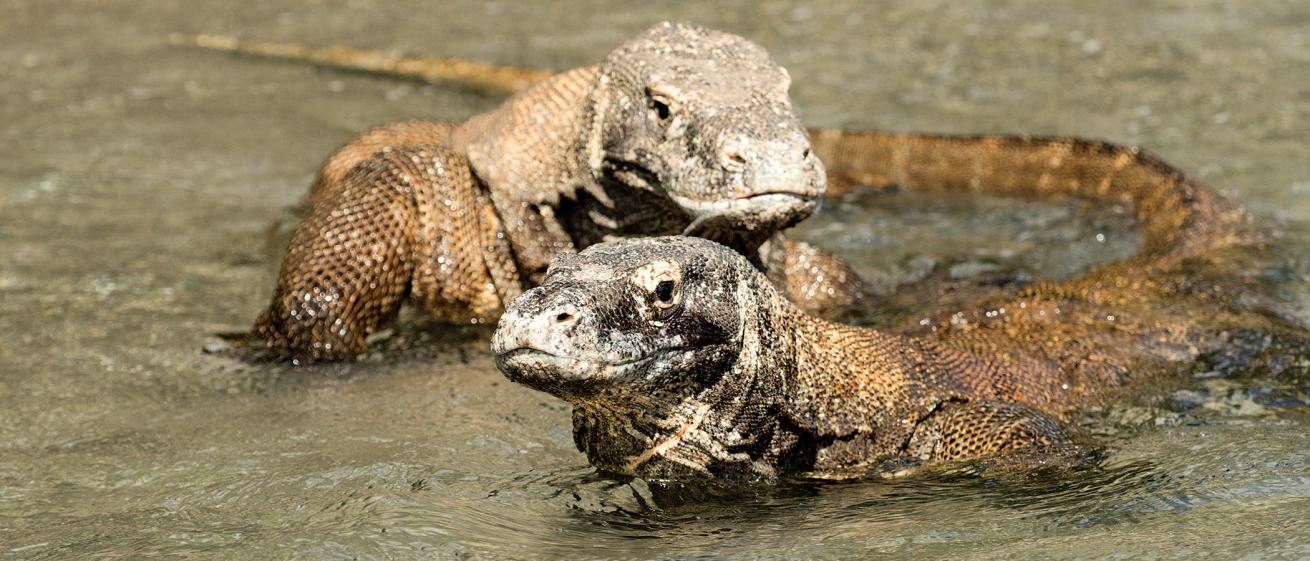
[
  {"xmin": 168, "ymin": 36, "xmax": 1256, "ymax": 269},
  {"xmin": 167, "ymin": 33, "xmax": 552, "ymax": 95},
  {"xmin": 808, "ymin": 129, "xmax": 1257, "ymax": 271}
]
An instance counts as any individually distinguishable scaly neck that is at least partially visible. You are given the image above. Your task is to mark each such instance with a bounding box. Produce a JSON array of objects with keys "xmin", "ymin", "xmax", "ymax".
[
  {"xmin": 448, "ymin": 66, "xmax": 601, "ymax": 279},
  {"xmin": 451, "ymin": 65, "xmax": 600, "ymax": 194}
]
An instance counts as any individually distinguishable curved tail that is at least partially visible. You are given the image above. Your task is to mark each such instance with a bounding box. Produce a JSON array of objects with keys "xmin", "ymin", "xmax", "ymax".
[
  {"xmin": 167, "ymin": 33, "xmax": 550, "ymax": 95},
  {"xmin": 172, "ymin": 35, "xmax": 1257, "ymax": 268},
  {"xmin": 808, "ymin": 129, "xmax": 1256, "ymax": 271}
]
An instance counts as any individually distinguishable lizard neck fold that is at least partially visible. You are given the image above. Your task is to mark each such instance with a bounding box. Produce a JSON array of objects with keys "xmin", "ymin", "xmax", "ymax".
[
  {"xmin": 567, "ymin": 264, "xmax": 976, "ymax": 478},
  {"xmin": 565, "ymin": 273, "xmax": 797, "ymax": 479},
  {"xmin": 754, "ymin": 296, "xmax": 982, "ymax": 472},
  {"xmin": 452, "ymin": 66, "xmax": 599, "ymax": 191},
  {"xmin": 449, "ymin": 66, "xmax": 602, "ymax": 280}
]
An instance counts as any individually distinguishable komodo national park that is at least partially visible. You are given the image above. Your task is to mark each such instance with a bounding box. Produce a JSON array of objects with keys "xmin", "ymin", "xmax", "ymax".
[
  {"xmin": 187, "ymin": 22, "xmax": 1287, "ymax": 364},
  {"xmin": 492, "ymin": 235, "xmax": 1310, "ymax": 480}
]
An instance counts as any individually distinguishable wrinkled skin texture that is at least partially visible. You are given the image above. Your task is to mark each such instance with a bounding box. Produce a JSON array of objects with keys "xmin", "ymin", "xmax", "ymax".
[
  {"xmin": 189, "ymin": 31, "xmax": 1259, "ymax": 271},
  {"xmin": 202, "ymin": 26, "xmax": 1261, "ymax": 362},
  {"xmin": 249, "ymin": 22, "xmax": 856, "ymax": 360},
  {"xmin": 493, "ymin": 235, "xmax": 1309, "ymax": 480}
]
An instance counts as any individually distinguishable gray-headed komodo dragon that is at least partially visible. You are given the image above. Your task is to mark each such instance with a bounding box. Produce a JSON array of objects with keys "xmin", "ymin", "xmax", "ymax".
[
  {"xmin": 492, "ymin": 234, "xmax": 1307, "ymax": 479},
  {"xmin": 234, "ymin": 23, "xmax": 858, "ymax": 361},
  {"xmin": 194, "ymin": 23, "xmax": 1293, "ymax": 366}
]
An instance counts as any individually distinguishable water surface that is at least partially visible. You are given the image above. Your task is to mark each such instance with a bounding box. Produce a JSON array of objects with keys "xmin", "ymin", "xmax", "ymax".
[{"xmin": 2, "ymin": 1, "xmax": 1309, "ymax": 559}]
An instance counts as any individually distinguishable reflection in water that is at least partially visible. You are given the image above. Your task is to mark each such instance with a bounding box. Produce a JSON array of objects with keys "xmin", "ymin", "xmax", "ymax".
[{"xmin": 2, "ymin": 0, "xmax": 1309, "ymax": 559}]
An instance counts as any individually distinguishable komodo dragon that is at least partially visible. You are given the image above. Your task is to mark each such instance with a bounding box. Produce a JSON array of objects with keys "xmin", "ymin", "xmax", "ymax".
[
  {"xmin": 234, "ymin": 22, "xmax": 862, "ymax": 361},
  {"xmin": 179, "ymin": 24, "xmax": 1252, "ymax": 361},
  {"xmin": 492, "ymin": 235, "xmax": 1309, "ymax": 480}
]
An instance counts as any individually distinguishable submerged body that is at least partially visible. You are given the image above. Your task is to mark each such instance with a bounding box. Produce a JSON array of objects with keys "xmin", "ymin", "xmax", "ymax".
[{"xmin": 492, "ymin": 236, "xmax": 1308, "ymax": 479}]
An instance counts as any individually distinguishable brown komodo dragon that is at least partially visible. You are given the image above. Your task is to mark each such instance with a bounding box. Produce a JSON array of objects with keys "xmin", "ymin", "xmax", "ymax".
[
  {"xmin": 492, "ymin": 235, "xmax": 1309, "ymax": 480},
  {"xmin": 197, "ymin": 23, "xmax": 1263, "ymax": 361},
  {"xmin": 238, "ymin": 22, "xmax": 861, "ymax": 361}
]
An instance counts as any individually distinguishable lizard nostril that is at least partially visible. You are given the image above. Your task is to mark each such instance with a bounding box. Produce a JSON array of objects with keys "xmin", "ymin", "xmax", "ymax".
[
  {"xmin": 802, "ymin": 147, "xmax": 811, "ymax": 160},
  {"xmin": 555, "ymin": 312, "xmax": 575, "ymax": 324},
  {"xmin": 722, "ymin": 150, "xmax": 747, "ymax": 170}
]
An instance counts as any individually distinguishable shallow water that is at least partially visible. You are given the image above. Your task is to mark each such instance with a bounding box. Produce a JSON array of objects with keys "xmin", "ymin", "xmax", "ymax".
[{"xmin": 2, "ymin": 1, "xmax": 1308, "ymax": 559}]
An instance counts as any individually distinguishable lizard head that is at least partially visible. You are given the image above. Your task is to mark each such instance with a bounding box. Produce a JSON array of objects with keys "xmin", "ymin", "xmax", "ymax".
[
  {"xmin": 493, "ymin": 236, "xmax": 788, "ymax": 477},
  {"xmin": 492, "ymin": 236, "xmax": 760, "ymax": 401},
  {"xmin": 584, "ymin": 22, "xmax": 826, "ymax": 254}
]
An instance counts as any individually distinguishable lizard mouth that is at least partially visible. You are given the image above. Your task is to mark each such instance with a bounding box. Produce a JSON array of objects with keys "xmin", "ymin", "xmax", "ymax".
[
  {"xmin": 675, "ymin": 192, "xmax": 818, "ymax": 253},
  {"xmin": 676, "ymin": 192, "xmax": 818, "ymax": 234},
  {"xmin": 495, "ymin": 348, "xmax": 658, "ymax": 391},
  {"xmin": 602, "ymin": 152, "xmax": 817, "ymax": 237},
  {"xmin": 495, "ymin": 346, "xmax": 703, "ymax": 396}
]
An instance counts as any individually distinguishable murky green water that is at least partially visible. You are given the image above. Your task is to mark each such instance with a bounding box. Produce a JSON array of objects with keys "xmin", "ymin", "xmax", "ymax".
[{"xmin": 3, "ymin": 1, "xmax": 1308, "ymax": 559}]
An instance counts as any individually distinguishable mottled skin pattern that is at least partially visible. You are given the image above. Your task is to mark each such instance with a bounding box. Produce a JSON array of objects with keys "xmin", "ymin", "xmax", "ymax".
[
  {"xmin": 191, "ymin": 27, "xmax": 1259, "ymax": 362},
  {"xmin": 193, "ymin": 26, "xmax": 1310, "ymax": 478},
  {"xmin": 493, "ymin": 237, "xmax": 1308, "ymax": 480},
  {"xmin": 248, "ymin": 23, "xmax": 858, "ymax": 361}
]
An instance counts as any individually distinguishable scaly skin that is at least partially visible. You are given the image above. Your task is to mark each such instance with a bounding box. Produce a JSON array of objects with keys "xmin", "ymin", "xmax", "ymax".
[
  {"xmin": 241, "ymin": 23, "xmax": 856, "ymax": 361},
  {"xmin": 189, "ymin": 25, "xmax": 1257, "ymax": 360},
  {"xmin": 195, "ymin": 28, "xmax": 1310, "ymax": 477},
  {"xmin": 492, "ymin": 236, "xmax": 1308, "ymax": 480},
  {"xmin": 174, "ymin": 31, "xmax": 1250, "ymax": 258}
]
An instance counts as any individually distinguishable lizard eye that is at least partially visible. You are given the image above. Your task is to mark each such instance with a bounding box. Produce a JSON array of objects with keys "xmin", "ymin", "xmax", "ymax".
[
  {"xmin": 654, "ymin": 280, "xmax": 676, "ymax": 305},
  {"xmin": 646, "ymin": 87, "xmax": 674, "ymax": 126},
  {"xmin": 651, "ymin": 99, "xmax": 671, "ymax": 122},
  {"xmin": 631, "ymin": 261, "xmax": 683, "ymax": 318}
]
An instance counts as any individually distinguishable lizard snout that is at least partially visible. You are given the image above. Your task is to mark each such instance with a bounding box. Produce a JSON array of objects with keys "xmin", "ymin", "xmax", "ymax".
[
  {"xmin": 492, "ymin": 283, "xmax": 655, "ymax": 393},
  {"xmin": 492, "ymin": 287, "xmax": 589, "ymax": 357},
  {"xmin": 717, "ymin": 133, "xmax": 825, "ymax": 200}
]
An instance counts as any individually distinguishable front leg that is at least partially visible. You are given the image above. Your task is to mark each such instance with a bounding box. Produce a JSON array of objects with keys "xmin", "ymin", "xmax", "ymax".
[
  {"xmin": 253, "ymin": 145, "xmax": 514, "ymax": 361},
  {"xmin": 905, "ymin": 400, "xmax": 1074, "ymax": 463}
]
